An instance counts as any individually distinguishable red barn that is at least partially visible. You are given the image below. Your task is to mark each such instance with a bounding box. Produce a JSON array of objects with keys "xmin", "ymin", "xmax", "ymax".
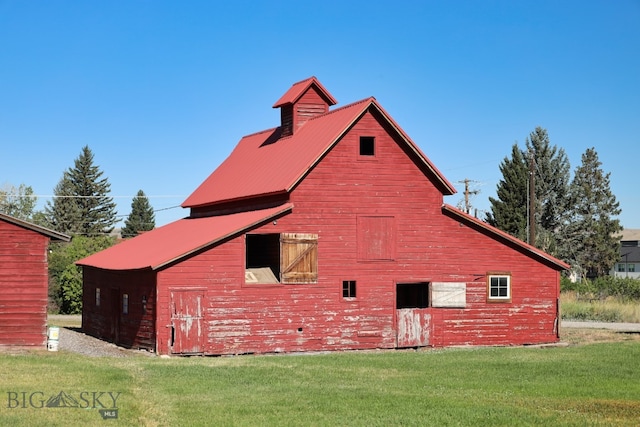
[
  {"xmin": 0, "ymin": 213, "xmax": 70, "ymax": 348},
  {"xmin": 78, "ymin": 77, "xmax": 569, "ymax": 355}
]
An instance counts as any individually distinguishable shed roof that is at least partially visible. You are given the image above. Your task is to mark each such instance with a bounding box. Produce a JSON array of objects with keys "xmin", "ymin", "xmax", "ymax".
[
  {"xmin": 183, "ymin": 96, "xmax": 456, "ymax": 208},
  {"xmin": 441, "ymin": 204, "xmax": 570, "ymax": 271},
  {"xmin": 77, "ymin": 204, "xmax": 293, "ymax": 271},
  {"xmin": 0, "ymin": 212, "xmax": 70, "ymax": 241}
]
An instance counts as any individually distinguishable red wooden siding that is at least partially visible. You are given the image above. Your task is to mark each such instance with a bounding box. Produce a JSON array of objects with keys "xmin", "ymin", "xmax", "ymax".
[
  {"xmin": 81, "ymin": 78, "xmax": 565, "ymax": 356},
  {"xmin": 0, "ymin": 221, "xmax": 50, "ymax": 347},
  {"xmin": 148, "ymin": 108, "xmax": 560, "ymax": 355},
  {"xmin": 82, "ymin": 268, "xmax": 155, "ymax": 351}
]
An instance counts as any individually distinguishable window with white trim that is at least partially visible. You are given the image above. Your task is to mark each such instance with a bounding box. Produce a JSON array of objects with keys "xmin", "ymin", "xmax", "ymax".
[{"xmin": 487, "ymin": 274, "xmax": 511, "ymax": 302}]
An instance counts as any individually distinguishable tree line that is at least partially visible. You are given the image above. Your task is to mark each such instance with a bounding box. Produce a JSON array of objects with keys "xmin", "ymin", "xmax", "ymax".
[
  {"xmin": 1, "ymin": 133, "xmax": 625, "ymax": 313},
  {"xmin": 1, "ymin": 146, "xmax": 155, "ymax": 313},
  {"xmin": 485, "ymin": 127, "xmax": 621, "ymax": 279}
]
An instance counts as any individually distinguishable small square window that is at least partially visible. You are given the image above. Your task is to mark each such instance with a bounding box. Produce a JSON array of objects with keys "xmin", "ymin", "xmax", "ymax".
[
  {"xmin": 629, "ymin": 264, "xmax": 636, "ymax": 273},
  {"xmin": 359, "ymin": 136, "xmax": 375, "ymax": 156},
  {"xmin": 343, "ymin": 280, "xmax": 356, "ymax": 298},
  {"xmin": 487, "ymin": 274, "xmax": 511, "ymax": 302},
  {"xmin": 618, "ymin": 263, "xmax": 626, "ymax": 272}
]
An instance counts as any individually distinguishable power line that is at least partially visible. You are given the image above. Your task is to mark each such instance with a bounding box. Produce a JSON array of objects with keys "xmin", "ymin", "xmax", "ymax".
[{"xmin": 5, "ymin": 194, "xmax": 187, "ymax": 199}]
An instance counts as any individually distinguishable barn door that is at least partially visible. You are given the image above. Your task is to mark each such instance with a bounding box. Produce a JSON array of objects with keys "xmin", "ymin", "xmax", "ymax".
[
  {"xmin": 280, "ymin": 233, "xmax": 318, "ymax": 284},
  {"xmin": 170, "ymin": 290, "xmax": 204, "ymax": 354},
  {"xmin": 396, "ymin": 283, "xmax": 431, "ymax": 348}
]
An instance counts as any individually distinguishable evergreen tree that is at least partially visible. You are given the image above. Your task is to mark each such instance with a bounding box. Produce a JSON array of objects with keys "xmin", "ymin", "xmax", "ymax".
[
  {"xmin": 524, "ymin": 127, "xmax": 571, "ymax": 255},
  {"xmin": 121, "ymin": 190, "xmax": 155, "ymax": 238},
  {"xmin": 45, "ymin": 146, "xmax": 117, "ymax": 235},
  {"xmin": 0, "ymin": 183, "xmax": 37, "ymax": 220},
  {"xmin": 486, "ymin": 127, "xmax": 570, "ymax": 255},
  {"xmin": 486, "ymin": 143, "xmax": 528, "ymax": 241},
  {"xmin": 44, "ymin": 173, "xmax": 82, "ymax": 234},
  {"xmin": 562, "ymin": 148, "xmax": 622, "ymax": 278}
]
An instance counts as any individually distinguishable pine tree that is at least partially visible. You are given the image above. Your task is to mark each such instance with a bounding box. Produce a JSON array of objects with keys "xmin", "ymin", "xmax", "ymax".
[
  {"xmin": 486, "ymin": 127, "xmax": 570, "ymax": 254},
  {"xmin": 563, "ymin": 147, "xmax": 622, "ymax": 278},
  {"xmin": 121, "ymin": 190, "xmax": 155, "ymax": 238},
  {"xmin": 45, "ymin": 173, "xmax": 82, "ymax": 234},
  {"xmin": 486, "ymin": 143, "xmax": 529, "ymax": 241},
  {"xmin": 45, "ymin": 146, "xmax": 117, "ymax": 235},
  {"xmin": 524, "ymin": 127, "xmax": 571, "ymax": 255}
]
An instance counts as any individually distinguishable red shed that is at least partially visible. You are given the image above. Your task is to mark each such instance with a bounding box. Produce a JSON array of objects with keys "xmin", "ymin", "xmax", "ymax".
[
  {"xmin": 0, "ymin": 213, "xmax": 70, "ymax": 348},
  {"xmin": 78, "ymin": 77, "xmax": 569, "ymax": 355}
]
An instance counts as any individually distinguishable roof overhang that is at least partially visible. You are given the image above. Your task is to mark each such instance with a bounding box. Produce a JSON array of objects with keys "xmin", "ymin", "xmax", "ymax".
[
  {"xmin": 0, "ymin": 212, "xmax": 70, "ymax": 241},
  {"xmin": 77, "ymin": 204, "xmax": 293, "ymax": 271}
]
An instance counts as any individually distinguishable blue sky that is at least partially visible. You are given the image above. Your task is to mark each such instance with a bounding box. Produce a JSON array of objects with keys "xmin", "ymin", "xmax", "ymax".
[{"xmin": 1, "ymin": 0, "xmax": 639, "ymax": 229}]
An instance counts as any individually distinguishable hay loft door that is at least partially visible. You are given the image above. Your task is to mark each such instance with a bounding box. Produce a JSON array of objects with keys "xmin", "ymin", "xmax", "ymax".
[{"xmin": 170, "ymin": 289, "xmax": 204, "ymax": 355}]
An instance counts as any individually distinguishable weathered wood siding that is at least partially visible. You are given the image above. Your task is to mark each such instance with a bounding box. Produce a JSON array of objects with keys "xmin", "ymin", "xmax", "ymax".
[
  {"xmin": 151, "ymin": 108, "xmax": 560, "ymax": 355},
  {"xmin": 0, "ymin": 220, "xmax": 50, "ymax": 347},
  {"xmin": 293, "ymin": 86, "xmax": 330, "ymax": 132},
  {"xmin": 82, "ymin": 267, "xmax": 156, "ymax": 351}
]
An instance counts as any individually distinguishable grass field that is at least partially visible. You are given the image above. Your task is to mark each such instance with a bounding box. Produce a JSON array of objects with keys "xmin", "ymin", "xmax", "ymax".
[
  {"xmin": 1, "ymin": 329, "xmax": 640, "ymax": 426},
  {"xmin": 561, "ymin": 292, "xmax": 640, "ymax": 323}
]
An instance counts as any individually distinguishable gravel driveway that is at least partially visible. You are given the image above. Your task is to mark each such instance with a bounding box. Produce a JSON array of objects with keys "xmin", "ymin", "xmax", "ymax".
[{"xmin": 58, "ymin": 328, "xmax": 152, "ymax": 358}]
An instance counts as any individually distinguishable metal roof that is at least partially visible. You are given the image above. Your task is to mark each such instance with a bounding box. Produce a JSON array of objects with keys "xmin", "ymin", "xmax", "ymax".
[
  {"xmin": 77, "ymin": 204, "xmax": 293, "ymax": 271},
  {"xmin": 272, "ymin": 76, "xmax": 337, "ymax": 108},
  {"xmin": 183, "ymin": 96, "xmax": 456, "ymax": 209},
  {"xmin": 441, "ymin": 204, "xmax": 570, "ymax": 271},
  {"xmin": 0, "ymin": 212, "xmax": 70, "ymax": 241}
]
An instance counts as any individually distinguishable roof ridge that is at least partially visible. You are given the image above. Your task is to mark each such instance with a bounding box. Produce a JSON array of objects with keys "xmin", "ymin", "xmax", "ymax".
[
  {"xmin": 305, "ymin": 96, "xmax": 375, "ymax": 122},
  {"xmin": 289, "ymin": 76, "xmax": 317, "ymax": 86}
]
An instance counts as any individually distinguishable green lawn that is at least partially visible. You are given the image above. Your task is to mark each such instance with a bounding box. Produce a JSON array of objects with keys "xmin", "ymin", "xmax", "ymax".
[{"xmin": 2, "ymin": 340, "xmax": 640, "ymax": 426}]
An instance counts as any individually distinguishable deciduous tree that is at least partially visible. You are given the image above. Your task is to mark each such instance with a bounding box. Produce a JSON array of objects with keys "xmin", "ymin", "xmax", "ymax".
[{"xmin": 0, "ymin": 183, "xmax": 37, "ymax": 220}]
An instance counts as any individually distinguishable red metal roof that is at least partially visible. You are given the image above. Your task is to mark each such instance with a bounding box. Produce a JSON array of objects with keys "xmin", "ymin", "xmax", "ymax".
[
  {"xmin": 272, "ymin": 76, "xmax": 337, "ymax": 108},
  {"xmin": 77, "ymin": 204, "xmax": 293, "ymax": 271},
  {"xmin": 441, "ymin": 204, "xmax": 570, "ymax": 271},
  {"xmin": 183, "ymin": 97, "xmax": 456, "ymax": 208}
]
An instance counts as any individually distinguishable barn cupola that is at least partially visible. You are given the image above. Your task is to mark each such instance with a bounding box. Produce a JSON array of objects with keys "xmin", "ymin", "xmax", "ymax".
[{"xmin": 272, "ymin": 77, "xmax": 338, "ymax": 137}]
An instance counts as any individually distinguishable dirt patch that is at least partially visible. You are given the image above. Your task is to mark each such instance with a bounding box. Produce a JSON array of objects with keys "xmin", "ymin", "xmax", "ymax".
[{"xmin": 561, "ymin": 327, "xmax": 640, "ymax": 346}]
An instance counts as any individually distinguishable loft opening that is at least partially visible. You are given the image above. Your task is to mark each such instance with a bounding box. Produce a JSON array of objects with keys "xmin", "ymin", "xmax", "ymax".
[
  {"xmin": 245, "ymin": 233, "xmax": 318, "ymax": 284},
  {"xmin": 397, "ymin": 283, "xmax": 429, "ymax": 309},
  {"xmin": 359, "ymin": 136, "xmax": 375, "ymax": 156}
]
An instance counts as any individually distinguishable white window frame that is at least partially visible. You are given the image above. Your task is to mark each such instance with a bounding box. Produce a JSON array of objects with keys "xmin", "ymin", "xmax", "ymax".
[{"xmin": 487, "ymin": 273, "xmax": 511, "ymax": 302}]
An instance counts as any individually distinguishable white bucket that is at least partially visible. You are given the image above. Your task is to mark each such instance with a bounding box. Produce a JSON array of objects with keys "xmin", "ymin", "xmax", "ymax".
[
  {"xmin": 47, "ymin": 326, "xmax": 60, "ymax": 352},
  {"xmin": 47, "ymin": 340, "xmax": 59, "ymax": 352}
]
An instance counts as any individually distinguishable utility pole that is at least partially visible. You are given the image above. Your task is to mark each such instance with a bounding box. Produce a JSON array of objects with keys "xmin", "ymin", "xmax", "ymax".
[
  {"xmin": 457, "ymin": 179, "xmax": 480, "ymax": 215},
  {"xmin": 528, "ymin": 150, "xmax": 535, "ymax": 246}
]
